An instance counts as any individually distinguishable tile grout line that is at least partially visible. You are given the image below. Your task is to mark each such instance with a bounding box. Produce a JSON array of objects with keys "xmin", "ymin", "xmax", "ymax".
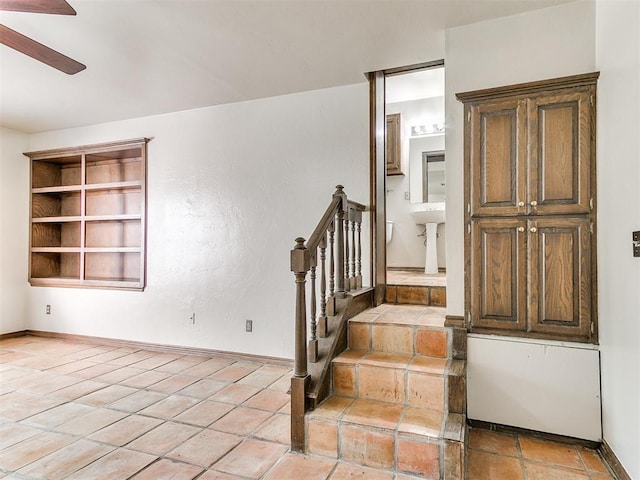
[{"xmin": 515, "ymin": 433, "xmax": 530, "ymax": 480}]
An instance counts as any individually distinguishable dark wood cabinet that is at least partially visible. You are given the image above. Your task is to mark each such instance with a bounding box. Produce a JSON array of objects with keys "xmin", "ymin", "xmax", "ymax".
[
  {"xmin": 468, "ymin": 89, "xmax": 593, "ymax": 217},
  {"xmin": 528, "ymin": 91, "xmax": 593, "ymax": 216},
  {"xmin": 386, "ymin": 113, "xmax": 402, "ymax": 175},
  {"xmin": 470, "ymin": 216, "xmax": 592, "ymax": 339},
  {"xmin": 470, "ymin": 217, "xmax": 527, "ymax": 331},
  {"xmin": 527, "ymin": 216, "xmax": 592, "ymax": 338},
  {"xmin": 469, "ymin": 98, "xmax": 526, "ymax": 217},
  {"xmin": 459, "ymin": 72, "xmax": 598, "ymax": 342}
]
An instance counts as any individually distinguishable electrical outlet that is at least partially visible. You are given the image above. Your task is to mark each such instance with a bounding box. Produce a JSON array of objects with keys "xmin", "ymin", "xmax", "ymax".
[
  {"xmin": 246, "ymin": 320, "xmax": 253, "ymax": 332},
  {"xmin": 189, "ymin": 312, "xmax": 196, "ymax": 324},
  {"xmin": 404, "ymin": 191, "xmax": 410, "ymax": 201},
  {"xmin": 46, "ymin": 305, "xmax": 51, "ymax": 315}
]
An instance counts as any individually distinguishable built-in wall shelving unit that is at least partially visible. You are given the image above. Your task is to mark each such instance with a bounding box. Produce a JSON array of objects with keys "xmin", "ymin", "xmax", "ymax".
[{"xmin": 26, "ymin": 138, "xmax": 149, "ymax": 290}]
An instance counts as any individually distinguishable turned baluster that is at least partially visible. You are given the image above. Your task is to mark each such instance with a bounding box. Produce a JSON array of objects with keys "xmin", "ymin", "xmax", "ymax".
[
  {"xmin": 356, "ymin": 216, "xmax": 363, "ymax": 288},
  {"xmin": 308, "ymin": 259, "xmax": 318, "ymax": 363},
  {"xmin": 318, "ymin": 234, "xmax": 328, "ymax": 337},
  {"xmin": 327, "ymin": 222, "xmax": 336, "ymax": 316},
  {"xmin": 348, "ymin": 206, "xmax": 362, "ymax": 289},
  {"xmin": 349, "ymin": 209, "xmax": 357, "ymax": 290},
  {"xmin": 344, "ymin": 214, "xmax": 351, "ymax": 292},
  {"xmin": 335, "ymin": 186, "xmax": 346, "ymax": 298}
]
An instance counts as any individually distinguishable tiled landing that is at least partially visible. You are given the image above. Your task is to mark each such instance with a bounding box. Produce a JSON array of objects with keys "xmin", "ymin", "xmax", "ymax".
[{"xmin": 386, "ymin": 271, "xmax": 446, "ymax": 287}]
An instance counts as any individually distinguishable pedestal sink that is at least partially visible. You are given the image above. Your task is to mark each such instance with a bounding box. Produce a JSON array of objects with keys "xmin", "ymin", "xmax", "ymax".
[{"xmin": 410, "ymin": 202, "xmax": 445, "ymax": 274}]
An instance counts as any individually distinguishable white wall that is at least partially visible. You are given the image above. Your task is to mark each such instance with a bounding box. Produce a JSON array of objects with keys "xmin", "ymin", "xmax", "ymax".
[
  {"xmin": 445, "ymin": 1, "xmax": 602, "ymax": 440},
  {"xmin": 595, "ymin": 0, "xmax": 640, "ymax": 477},
  {"xmin": 386, "ymin": 97, "xmax": 445, "ymax": 270},
  {"xmin": 25, "ymin": 83, "xmax": 370, "ymax": 360},
  {"xmin": 0, "ymin": 128, "xmax": 30, "ymax": 334},
  {"xmin": 468, "ymin": 336, "xmax": 601, "ymax": 440}
]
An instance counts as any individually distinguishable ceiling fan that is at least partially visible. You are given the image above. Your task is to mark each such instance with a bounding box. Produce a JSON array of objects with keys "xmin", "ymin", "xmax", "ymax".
[{"xmin": 0, "ymin": 0, "xmax": 85, "ymax": 74}]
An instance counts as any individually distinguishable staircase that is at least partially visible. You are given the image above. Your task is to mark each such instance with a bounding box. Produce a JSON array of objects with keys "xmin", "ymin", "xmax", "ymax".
[{"xmin": 304, "ymin": 304, "xmax": 466, "ymax": 479}]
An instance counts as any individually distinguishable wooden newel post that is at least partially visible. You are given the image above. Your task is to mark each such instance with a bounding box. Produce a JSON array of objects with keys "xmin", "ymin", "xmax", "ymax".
[
  {"xmin": 290, "ymin": 237, "xmax": 310, "ymax": 452},
  {"xmin": 334, "ymin": 185, "xmax": 347, "ymax": 299}
]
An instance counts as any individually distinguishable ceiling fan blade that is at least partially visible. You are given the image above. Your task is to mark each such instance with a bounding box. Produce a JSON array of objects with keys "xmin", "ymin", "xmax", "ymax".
[
  {"xmin": 0, "ymin": 0, "xmax": 76, "ymax": 15},
  {"xmin": 0, "ymin": 24, "xmax": 85, "ymax": 74}
]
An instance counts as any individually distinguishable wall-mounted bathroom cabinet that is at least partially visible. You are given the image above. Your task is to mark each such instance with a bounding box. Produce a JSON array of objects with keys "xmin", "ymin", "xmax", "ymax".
[
  {"xmin": 386, "ymin": 113, "xmax": 402, "ymax": 175},
  {"xmin": 25, "ymin": 138, "xmax": 148, "ymax": 290},
  {"xmin": 458, "ymin": 72, "xmax": 598, "ymax": 343}
]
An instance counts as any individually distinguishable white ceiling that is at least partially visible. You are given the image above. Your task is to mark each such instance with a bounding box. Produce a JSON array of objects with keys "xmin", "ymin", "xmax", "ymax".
[{"xmin": 0, "ymin": 0, "xmax": 572, "ymax": 134}]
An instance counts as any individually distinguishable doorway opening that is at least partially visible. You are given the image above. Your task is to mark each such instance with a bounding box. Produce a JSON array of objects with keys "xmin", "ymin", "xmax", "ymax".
[{"xmin": 383, "ymin": 64, "xmax": 446, "ymax": 293}]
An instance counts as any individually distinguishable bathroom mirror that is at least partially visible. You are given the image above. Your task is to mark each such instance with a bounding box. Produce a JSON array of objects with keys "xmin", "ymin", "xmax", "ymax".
[
  {"xmin": 409, "ymin": 135, "xmax": 445, "ymax": 203},
  {"xmin": 423, "ymin": 151, "xmax": 445, "ymax": 203}
]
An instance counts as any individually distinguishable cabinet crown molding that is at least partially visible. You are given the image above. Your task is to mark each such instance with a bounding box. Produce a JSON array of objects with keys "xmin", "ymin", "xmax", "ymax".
[
  {"xmin": 455, "ymin": 71, "xmax": 599, "ymax": 103},
  {"xmin": 24, "ymin": 137, "xmax": 150, "ymax": 160}
]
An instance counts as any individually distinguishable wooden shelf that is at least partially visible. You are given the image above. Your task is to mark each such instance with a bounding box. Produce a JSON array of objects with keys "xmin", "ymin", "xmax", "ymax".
[
  {"xmin": 32, "ymin": 247, "xmax": 81, "ymax": 253},
  {"xmin": 32, "ymin": 185, "xmax": 82, "ymax": 194},
  {"xmin": 31, "ymin": 247, "xmax": 141, "ymax": 253},
  {"xmin": 30, "ymin": 215, "xmax": 144, "ymax": 224},
  {"xmin": 84, "ymin": 181, "xmax": 142, "ymax": 191},
  {"xmin": 84, "ymin": 247, "xmax": 141, "ymax": 253},
  {"xmin": 32, "ymin": 216, "xmax": 83, "ymax": 223},
  {"xmin": 85, "ymin": 214, "xmax": 142, "ymax": 222},
  {"xmin": 25, "ymin": 138, "xmax": 148, "ymax": 290}
]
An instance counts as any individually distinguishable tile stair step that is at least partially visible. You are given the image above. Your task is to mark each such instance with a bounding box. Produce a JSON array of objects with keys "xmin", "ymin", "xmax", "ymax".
[
  {"xmin": 351, "ymin": 305, "xmax": 447, "ymax": 328},
  {"xmin": 333, "ymin": 350, "xmax": 449, "ymax": 376},
  {"xmin": 348, "ymin": 305, "xmax": 450, "ymax": 357},
  {"xmin": 332, "ymin": 350, "xmax": 456, "ymax": 409},
  {"xmin": 306, "ymin": 396, "xmax": 464, "ymax": 478}
]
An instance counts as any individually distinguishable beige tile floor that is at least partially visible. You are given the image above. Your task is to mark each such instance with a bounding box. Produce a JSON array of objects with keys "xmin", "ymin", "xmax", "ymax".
[
  {"xmin": 0, "ymin": 335, "xmax": 617, "ymax": 479},
  {"xmin": 468, "ymin": 428, "xmax": 617, "ymax": 480}
]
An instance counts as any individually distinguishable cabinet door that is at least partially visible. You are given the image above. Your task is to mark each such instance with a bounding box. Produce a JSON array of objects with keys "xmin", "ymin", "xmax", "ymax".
[
  {"xmin": 469, "ymin": 99, "xmax": 527, "ymax": 217},
  {"xmin": 527, "ymin": 217, "xmax": 592, "ymax": 339},
  {"xmin": 528, "ymin": 91, "xmax": 593, "ymax": 215},
  {"xmin": 470, "ymin": 218, "xmax": 527, "ymax": 331},
  {"xmin": 386, "ymin": 113, "xmax": 402, "ymax": 175}
]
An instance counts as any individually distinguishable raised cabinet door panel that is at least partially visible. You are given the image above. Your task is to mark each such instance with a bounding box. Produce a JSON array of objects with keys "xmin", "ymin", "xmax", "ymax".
[
  {"xmin": 527, "ymin": 217, "xmax": 591, "ymax": 339},
  {"xmin": 470, "ymin": 99, "xmax": 527, "ymax": 217},
  {"xmin": 528, "ymin": 91, "xmax": 592, "ymax": 215},
  {"xmin": 471, "ymin": 218, "xmax": 527, "ymax": 331},
  {"xmin": 386, "ymin": 113, "xmax": 402, "ymax": 176}
]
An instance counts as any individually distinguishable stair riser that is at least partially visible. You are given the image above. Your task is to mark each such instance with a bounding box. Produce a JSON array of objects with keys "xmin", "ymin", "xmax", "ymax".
[
  {"xmin": 386, "ymin": 285, "xmax": 447, "ymax": 307},
  {"xmin": 332, "ymin": 362, "xmax": 445, "ymax": 410},
  {"xmin": 349, "ymin": 323, "xmax": 450, "ymax": 358},
  {"xmin": 306, "ymin": 419, "xmax": 445, "ymax": 479}
]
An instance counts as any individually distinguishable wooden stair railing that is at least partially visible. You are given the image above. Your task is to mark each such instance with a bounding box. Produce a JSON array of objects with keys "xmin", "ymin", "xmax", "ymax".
[{"xmin": 290, "ymin": 185, "xmax": 371, "ymax": 452}]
